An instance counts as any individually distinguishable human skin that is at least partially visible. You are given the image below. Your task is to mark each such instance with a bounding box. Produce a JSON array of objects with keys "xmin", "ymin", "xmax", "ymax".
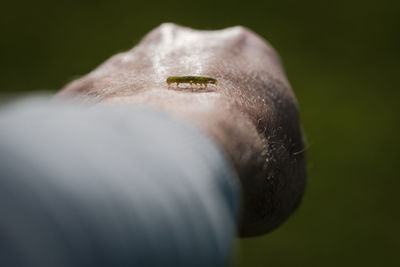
[{"xmin": 57, "ymin": 23, "xmax": 306, "ymax": 237}]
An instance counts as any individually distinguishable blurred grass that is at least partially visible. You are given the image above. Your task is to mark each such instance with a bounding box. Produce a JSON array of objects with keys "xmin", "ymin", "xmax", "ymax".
[{"xmin": 1, "ymin": 0, "xmax": 399, "ymax": 266}]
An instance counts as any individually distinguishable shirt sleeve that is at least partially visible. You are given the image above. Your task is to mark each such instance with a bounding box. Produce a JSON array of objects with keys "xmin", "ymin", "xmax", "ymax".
[{"xmin": 0, "ymin": 97, "xmax": 241, "ymax": 267}]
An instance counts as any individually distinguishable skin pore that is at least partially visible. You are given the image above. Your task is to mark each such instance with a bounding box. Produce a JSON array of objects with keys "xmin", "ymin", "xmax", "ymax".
[{"xmin": 57, "ymin": 23, "xmax": 306, "ymax": 237}]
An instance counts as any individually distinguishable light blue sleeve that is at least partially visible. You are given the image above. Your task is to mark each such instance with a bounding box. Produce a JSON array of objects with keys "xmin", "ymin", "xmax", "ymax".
[{"xmin": 0, "ymin": 98, "xmax": 241, "ymax": 267}]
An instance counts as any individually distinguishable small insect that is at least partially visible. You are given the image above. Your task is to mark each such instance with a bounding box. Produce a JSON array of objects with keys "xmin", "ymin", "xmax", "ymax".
[{"xmin": 166, "ymin": 76, "xmax": 218, "ymax": 87}]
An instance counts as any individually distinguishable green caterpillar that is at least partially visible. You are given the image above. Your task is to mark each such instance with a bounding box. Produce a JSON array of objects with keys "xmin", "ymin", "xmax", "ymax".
[{"xmin": 166, "ymin": 76, "xmax": 218, "ymax": 87}]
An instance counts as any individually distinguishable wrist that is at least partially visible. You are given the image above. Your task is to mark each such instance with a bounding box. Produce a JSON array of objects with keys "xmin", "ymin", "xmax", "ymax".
[{"xmin": 101, "ymin": 90, "xmax": 269, "ymax": 236}]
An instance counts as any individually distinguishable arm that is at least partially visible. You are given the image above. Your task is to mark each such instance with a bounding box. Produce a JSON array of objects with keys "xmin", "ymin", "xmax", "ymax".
[
  {"xmin": 0, "ymin": 22, "xmax": 306, "ymax": 266},
  {"xmin": 59, "ymin": 23, "xmax": 307, "ymax": 236}
]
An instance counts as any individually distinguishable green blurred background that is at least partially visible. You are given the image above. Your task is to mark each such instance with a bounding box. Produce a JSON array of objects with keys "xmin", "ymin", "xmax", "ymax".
[{"xmin": 1, "ymin": 0, "xmax": 399, "ymax": 266}]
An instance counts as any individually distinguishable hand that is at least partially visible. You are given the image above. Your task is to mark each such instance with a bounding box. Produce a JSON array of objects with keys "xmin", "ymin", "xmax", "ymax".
[{"xmin": 57, "ymin": 23, "xmax": 306, "ymax": 237}]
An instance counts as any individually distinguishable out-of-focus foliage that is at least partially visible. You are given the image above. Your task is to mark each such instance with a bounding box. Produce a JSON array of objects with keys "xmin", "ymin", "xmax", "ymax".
[{"xmin": 1, "ymin": 0, "xmax": 399, "ymax": 266}]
